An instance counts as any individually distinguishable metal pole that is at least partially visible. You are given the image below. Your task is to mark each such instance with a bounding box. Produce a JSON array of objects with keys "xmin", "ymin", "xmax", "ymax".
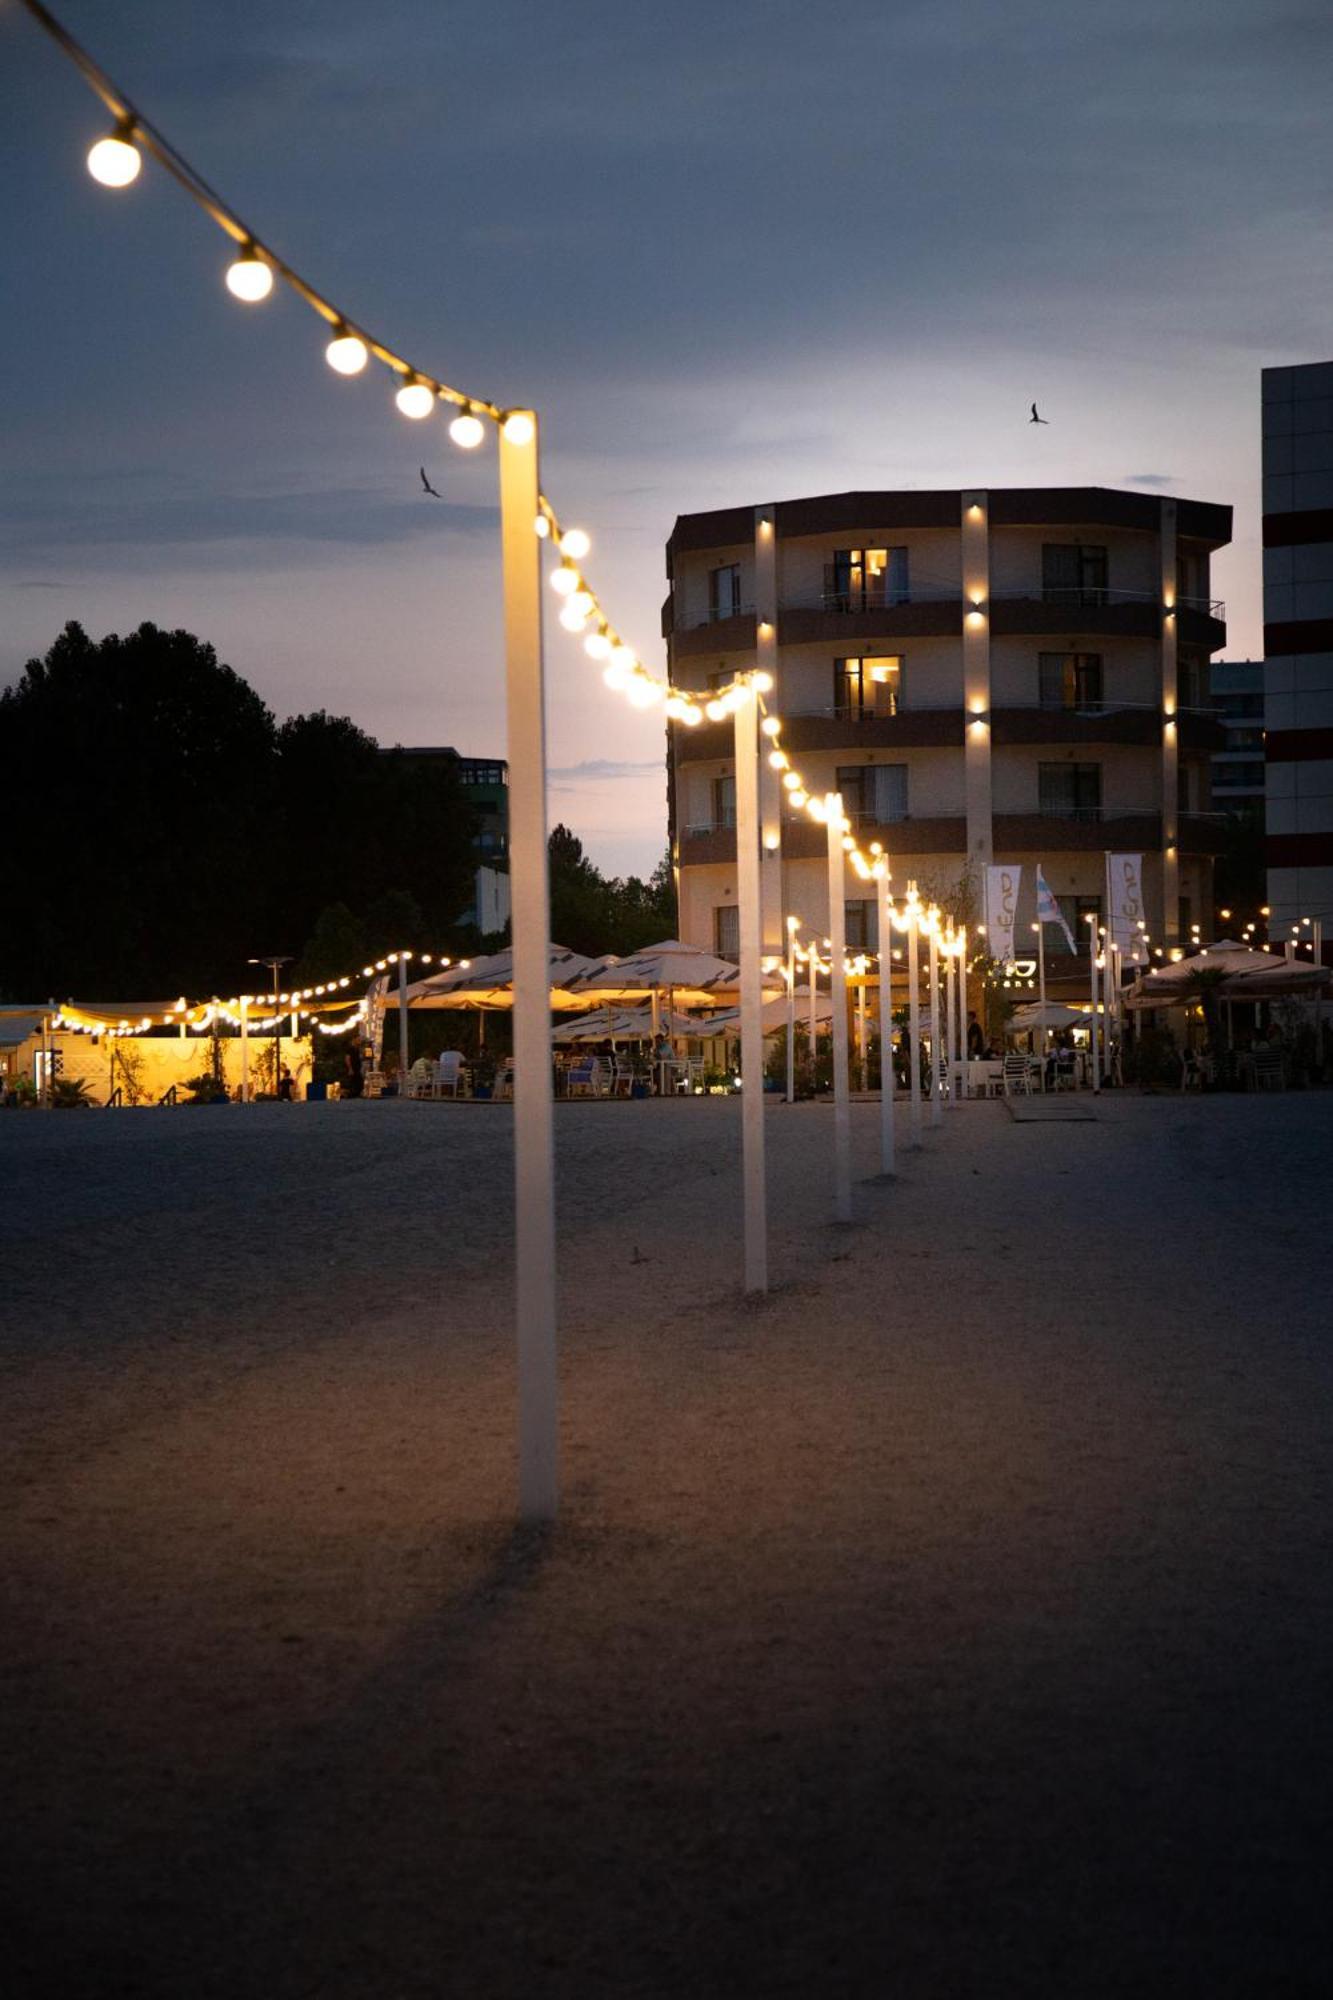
[
  {"xmin": 240, "ymin": 995, "xmax": 250, "ymax": 1104},
  {"xmin": 945, "ymin": 937, "xmax": 957, "ymax": 1110},
  {"xmin": 500, "ymin": 410, "xmax": 558, "ymax": 1524},
  {"xmin": 875, "ymin": 864, "xmax": 895, "ymax": 1174},
  {"xmin": 907, "ymin": 894, "xmax": 923, "ymax": 1147},
  {"xmin": 734, "ymin": 682, "xmax": 767, "ymax": 1293},
  {"xmin": 826, "ymin": 797, "xmax": 852, "ymax": 1222},
  {"xmin": 273, "ymin": 964, "xmax": 280, "ymax": 1100},
  {"xmin": 928, "ymin": 922, "xmax": 942, "ymax": 1127},
  {"xmin": 958, "ymin": 932, "xmax": 970, "ymax": 1099},
  {"xmin": 785, "ymin": 919, "xmax": 796, "ymax": 1104},
  {"xmin": 397, "ymin": 955, "xmax": 410, "ymax": 1095},
  {"xmin": 808, "ymin": 944, "xmax": 818, "ymax": 1084},
  {"xmin": 1088, "ymin": 920, "xmax": 1101, "ymax": 1092}
]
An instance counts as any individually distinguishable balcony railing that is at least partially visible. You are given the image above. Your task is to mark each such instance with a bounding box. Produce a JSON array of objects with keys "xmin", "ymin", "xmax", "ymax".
[{"xmin": 676, "ymin": 585, "xmax": 1225, "ymax": 634}]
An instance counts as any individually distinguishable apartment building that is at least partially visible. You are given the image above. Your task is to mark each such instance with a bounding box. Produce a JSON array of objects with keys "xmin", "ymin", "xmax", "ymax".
[
  {"xmin": 1210, "ymin": 660, "xmax": 1266, "ymax": 817},
  {"xmin": 664, "ymin": 487, "xmax": 1231, "ymax": 978},
  {"xmin": 1262, "ymin": 362, "xmax": 1333, "ymax": 935}
]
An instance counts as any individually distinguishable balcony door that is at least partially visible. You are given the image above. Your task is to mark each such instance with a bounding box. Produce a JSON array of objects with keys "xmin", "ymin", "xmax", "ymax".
[
  {"xmin": 1038, "ymin": 761, "xmax": 1102, "ymax": 819},
  {"xmin": 826, "ymin": 547, "xmax": 909, "ymax": 611},
  {"xmin": 834, "ymin": 655, "xmax": 902, "ymax": 719},
  {"xmin": 837, "ymin": 763, "xmax": 908, "ymax": 825},
  {"xmin": 1038, "ymin": 651, "xmax": 1103, "ymax": 710},
  {"xmin": 1041, "ymin": 544, "xmax": 1107, "ymax": 608}
]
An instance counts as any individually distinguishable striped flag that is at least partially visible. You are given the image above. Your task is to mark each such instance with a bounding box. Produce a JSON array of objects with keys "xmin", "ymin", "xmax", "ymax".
[{"xmin": 1036, "ymin": 867, "xmax": 1077, "ymax": 952}]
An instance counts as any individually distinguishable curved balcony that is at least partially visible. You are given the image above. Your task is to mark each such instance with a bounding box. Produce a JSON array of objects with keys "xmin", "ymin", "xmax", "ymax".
[
  {"xmin": 782, "ymin": 815, "xmax": 967, "ymax": 861},
  {"xmin": 992, "ymin": 703, "xmax": 1226, "ymax": 750},
  {"xmin": 668, "ymin": 586, "xmax": 1225, "ymax": 653},
  {"xmin": 994, "ymin": 809, "xmax": 1162, "ymax": 854}
]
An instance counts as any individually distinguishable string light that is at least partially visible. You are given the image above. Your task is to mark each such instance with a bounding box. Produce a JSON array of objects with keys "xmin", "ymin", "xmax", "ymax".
[
  {"xmin": 325, "ymin": 327, "xmax": 369, "ymax": 375},
  {"xmin": 86, "ymin": 123, "xmax": 140, "ymax": 187},
  {"xmin": 225, "ymin": 247, "xmax": 273, "ymax": 302},
  {"xmin": 449, "ymin": 407, "xmax": 486, "ymax": 449},
  {"xmin": 394, "ymin": 376, "xmax": 435, "ymax": 419}
]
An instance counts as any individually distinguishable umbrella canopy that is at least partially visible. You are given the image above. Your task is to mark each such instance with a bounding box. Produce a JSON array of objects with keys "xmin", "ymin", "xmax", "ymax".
[
  {"xmin": 1006, "ymin": 1000, "xmax": 1088, "ymax": 1033},
  {"xmin": 551, "ymin": 1007, "xmax": 698, "ymax": 1044},
  {"xmin": 1125, "ymin": 941, "xmax": 1286, "ymax": 1007},
  {"xmin": 682, "ymin": 993, "xmax": 839, "ymax": 1039},
  {"xmin": 568, "ymin": 939, "xmax": 749, "ymax": 1003},
  {"xmin": 1218, "ymin": 963, "xmax": 1332, "ymax": 1001},
  {"xmin": 402, "ymin": 944, "xmax": 598, "ymax": 1012}
]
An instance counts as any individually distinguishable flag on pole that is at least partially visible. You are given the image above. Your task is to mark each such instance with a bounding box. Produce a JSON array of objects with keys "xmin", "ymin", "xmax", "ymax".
[
  {"xmin": 985, "ymin": 863, "xmax": 1021, "ymax": 964},
  {"xmin": 1036, "ymin": 866, "xmax": 1077, "ymax": 953},
  {"xmin": 1107, "ymin": 853, "xmax": 1147, "ymax": 962}
]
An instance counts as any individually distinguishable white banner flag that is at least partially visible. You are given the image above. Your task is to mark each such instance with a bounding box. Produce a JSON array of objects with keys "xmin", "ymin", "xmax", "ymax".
[
  {"xmin": 1036, "ymin": 865, "xmax": 1077, "ymax": 953},
  {"xmin": 1106, "ymin": 853, "xmax": 1147, "ymax": 961},
  {"xmin": 986, "ymin": 863, "xmax": 1022, "ymax": 964}
]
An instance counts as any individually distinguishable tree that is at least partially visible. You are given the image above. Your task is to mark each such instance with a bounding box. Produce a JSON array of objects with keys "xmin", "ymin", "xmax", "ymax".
[
  {"xmin": 546, "ymin": 829, "xmax": 677, "ymax": 957},
  {"xmin": 0, "ymin": 621, "xmax": 276, "ymax": 997}
]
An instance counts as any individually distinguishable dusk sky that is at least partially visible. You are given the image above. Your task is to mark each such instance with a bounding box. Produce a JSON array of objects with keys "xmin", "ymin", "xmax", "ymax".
[{"xmin": 3, "ymin": 0, "xmax": 1331, "ymax": 876}]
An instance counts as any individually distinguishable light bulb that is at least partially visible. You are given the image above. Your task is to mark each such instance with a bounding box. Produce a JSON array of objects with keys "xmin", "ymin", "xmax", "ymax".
[
  {"xmin": 768, "ymin": 749, "xmax": 788, "ymax": 770},
  {"xmin": 584, "ymin": 631, "xmax": 611, "ymax": 660},
  {"xmin": 705, "ymin": 699, "xmax": 727, "ymax": 722},
  {"xmin": 603, "ymin": 661, "xmax": 629, "ymax": 691},
  {"xmin": 760, "ymin": 716, "xmax": 781, "ymax": 738},
  {"xmin": 752, "ymin": 670, "xmax": 774, "ymax": 693},
  {"xmin": 550, "ymin": 567, "xmax": 578, "ymax": 597},
  {"xmin": 782, "ymin": 771, "xmax": 801, "ymax": 791},
  {"xmin": 627, "ymin": 677, "xmax": 660, "ymax": 709},
  {"xmin": 559, "ymin": 601, "xmax": 589, "ymax": 632},
  {"xmin": 570, "ymin": 590, "xmax": 595, "ymax": 617},
  {"xmin": 502, "ymin": 412, "xmax": 535, "ymax": 445},
  {"xmin": 395, "ymin": 378, "xmax": 435, "ymax": 419},
  {"xmin": 680, "ymin": 706, "xmax": 704, "ymax": 727},
  {"xmin": 664, "ymin": 696, "xmax": 689, "ymax": 721},
  {"xmin": 326, "ymin": 330, "xmax": 369, "ymax": 375},
  {"xmin": 534, "ymin": 515, "xmax": 550, "ymax": 539},
  {"xmin": 560, "ymin": 528, "xmax": 590, "ymax": 560},
  {"xmin": 87, "ymin": 129, "xmax": 141, "ymax": 188},
  {"xmin": 449, "ymin": 408, "xmax": 485, "ymax": 449},
  {"xmin": 608, "ymin": 643, "xmax": 636, "ymax": 675},
  {"xmin": 225, "ymin": 251, "xmax": 273, "ymax": 302}
]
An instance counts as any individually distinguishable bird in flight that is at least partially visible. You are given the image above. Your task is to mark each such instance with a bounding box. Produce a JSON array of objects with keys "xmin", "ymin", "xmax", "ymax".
[
  {"xmin": 1030, "ymin": 403, "xmax": 1049, "ymax": 425},
  {"xmin": 420, "ymin": 467, "xmax": 442, "ymax": 497}
]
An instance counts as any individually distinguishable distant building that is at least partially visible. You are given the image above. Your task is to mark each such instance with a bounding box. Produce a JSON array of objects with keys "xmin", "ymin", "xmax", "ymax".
[
  {"xmin": 1262, "ymin": 362, "xmax": 1333, "ymax": 934},
  {"xmin": 664, "ymin": 486, "xmax": 1230, "ymax": 970},
  {"xmin": 1210, "ymin": 659, "xmax": 1265, "ymax": 817},
  {"xmin": 389, "ymin": 746, "xmax": 510, "ymax": 931}
]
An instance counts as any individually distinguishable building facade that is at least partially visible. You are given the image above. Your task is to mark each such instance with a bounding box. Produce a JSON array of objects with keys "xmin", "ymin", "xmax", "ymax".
[
  {"xmin": 1262, "ymin": 362, "xmax": 1333, "ymax": 935},
  {"xmin": 664, "ymin": 487, "xmax": 1230, "ymax": 975},
  {"xmin": 388, "ymin": 746, "xmax": 511, "ymax": 933},
  {"xmin": 1210, "ymin": 660, "xmax": 1266, "ymax": 818}
]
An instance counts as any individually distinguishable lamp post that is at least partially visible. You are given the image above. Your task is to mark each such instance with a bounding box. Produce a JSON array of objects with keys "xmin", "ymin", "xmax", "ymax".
[{"xmin": 248, "ymin": 956, "xmax": 290, "ymax": 1098}]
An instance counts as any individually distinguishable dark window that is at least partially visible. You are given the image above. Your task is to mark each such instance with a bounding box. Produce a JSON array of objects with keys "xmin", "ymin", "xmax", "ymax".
[
  {"xmin": 844, "ymin": 900, "xmax": 879, "ymax": 950},
  {"xmin": 837, "ymin": 762, "xmax": 908, "ymax": 824},
  {"xmin": 834, "ymin": 655, "xmax": 901, "ymax": 718},
  {"xmin": 1038, "ymin": 651, "xmax": 1103, "ymax": 709},
  {"xmin": 1215, "ymin": 761, "xmax": 1266, "ymax": 788},
  {"xmin": 824, "ymin": 547, "xmax": 909, "ymax": 611},
  {"xmin": 1178, "ymin": 896, "xmax": 1193, "ymax": 937},
  {"xmin": 711, "ymin": 775, "xmax": 736, "ymax": 829},
  {"xmin": 709, "ymin": 565, "xmax": 742, "ymax": 621},
  {"xmin": 1042, "ymin": 544, "xmax": 1108, "ymax": 607},
  {"xmin": 714, "ymin": 904, "xmax": 740, "ymax": 959},
  {"xmin": 1038, "ymin": 762, "xmax": 1102, "ymax": 817}
]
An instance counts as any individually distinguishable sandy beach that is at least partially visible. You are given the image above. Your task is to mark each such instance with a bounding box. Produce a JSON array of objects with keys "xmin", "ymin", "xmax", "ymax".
[{"xmin": 3, "ymin": 1091, "xmax": 1331, "ymax": 1996}]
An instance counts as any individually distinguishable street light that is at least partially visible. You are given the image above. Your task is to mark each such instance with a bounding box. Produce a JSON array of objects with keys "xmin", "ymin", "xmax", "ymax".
[{"xmin": 248, "ymin": 956, "xmax": 290, "ymax": 1097}]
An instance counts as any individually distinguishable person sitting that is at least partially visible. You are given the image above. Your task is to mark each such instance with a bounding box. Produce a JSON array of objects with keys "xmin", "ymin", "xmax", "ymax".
[
  {"xmin": 278, "ymin": 1065, "xmax": 295, "ymax": 1102},
  {"xmin": 966, "ymin": 1011, "xmax": 985, "ymax": 1059}
]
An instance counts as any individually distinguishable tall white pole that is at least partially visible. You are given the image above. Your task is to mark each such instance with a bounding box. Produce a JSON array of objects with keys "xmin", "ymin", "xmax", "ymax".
[
  {"xmin": 1088, "ymin": 918, "xmax": 1101, "ymax": 1093},
  {"xmin": 1036, "ymin": 913, "xmax": 1047, "ymax": 1065},
  {"xmin": 500, "ymin": 410, "xmax": 558, "ymax": 1524},
  {"xmin": 875, "ymin": 864, "xmax": 895, "ymax": 1174},
  {"xmin": 826, "ymin": 797, "xmax": 852, "ymax": 1222},
  {"xmin": 907, "ymin": 896, "xmax": 923, "ymax": 1148},
  {"xmin": 240, "ymin": 995, "xmax": 250, "ymax": 1104},
  {"xmin": 856, "ymin": 974, "xmax": 868, "ymax": 1092},
  {"xmin": 785, "ymin": 920, "xmax": 796, "ymax": 1104},
  {"xmin": 928, "ymin": 922, "xmax": 942, "ymax": 1127},
  {"xmin": 808, "ymin": 945, "xmax": 818, "ymax": 1084},
  {"xmin": 734, "ymin": 684, "xmax": 767, "ymax": 1294},
  {"xmin": 397, "ymin": 955, "xmax": 410, "ymax": 1095},
  {"xmin": 958, "ymin": 933, "xmax": 970, "ymax": 1098},
  {"xmin": 944, "ymin": 938, "xmax": 957, "ymax": 1110}
]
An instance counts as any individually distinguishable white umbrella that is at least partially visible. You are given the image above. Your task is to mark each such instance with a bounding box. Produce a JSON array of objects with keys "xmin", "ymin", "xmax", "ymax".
[
  {"xmin": 402, "ymin": 944, "xmax": 598, "ymax": 1012},
  {"xmin": 1006, "ymin": 1000, "xmax": 1087, "ymax": 1033},
  {"xmin": 1125, "ymin": 941, "xmax": 1286, "ymax": 1008}
]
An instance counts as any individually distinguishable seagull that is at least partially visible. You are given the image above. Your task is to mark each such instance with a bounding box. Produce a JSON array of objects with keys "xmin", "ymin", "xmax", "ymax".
[
  {"xmin": 420, "ymin": 467, "xmax": 442, "ymax": 497},
  {"xmin": 1030, "ymin": 403, "xmax": 1049, "ymax": 425}
]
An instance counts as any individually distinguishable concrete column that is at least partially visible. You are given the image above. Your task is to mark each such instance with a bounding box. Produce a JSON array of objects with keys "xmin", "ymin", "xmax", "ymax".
[
  {"xmin": 1160, "ymin": 497, "xmax": 1179, "ymax": 943},
  {"xmin": 754, "ymin": 505, "xmax": 784, "ymax": 952},
  {"xmin": 961, "ymin": 491, "xmax": 993, "ymax": 892}
]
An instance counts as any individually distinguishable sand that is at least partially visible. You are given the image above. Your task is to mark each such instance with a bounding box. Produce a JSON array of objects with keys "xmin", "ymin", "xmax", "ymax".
[{"xmin": 2, "ymin": 1091, "xmax": 1331, "ymax": 1997}]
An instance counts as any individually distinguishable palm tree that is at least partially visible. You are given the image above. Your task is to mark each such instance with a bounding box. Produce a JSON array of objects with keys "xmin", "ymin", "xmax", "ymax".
[{"xmin": 1180, "ymin": 964, "xmax": 1229, "ymax": 1060}]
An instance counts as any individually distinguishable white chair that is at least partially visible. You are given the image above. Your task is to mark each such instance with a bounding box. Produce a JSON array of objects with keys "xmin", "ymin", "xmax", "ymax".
[
  {"xmin": 1002, "ymin": 1052, "xmax": 1032, "ymax": 1097},
  {"xmin": 434, "ymin": 1051, "xmax": 468, "ymax": 1099},
  {"xmin": 404, "ymin": 1057, "xmax": 433, "ymax": 1099}
]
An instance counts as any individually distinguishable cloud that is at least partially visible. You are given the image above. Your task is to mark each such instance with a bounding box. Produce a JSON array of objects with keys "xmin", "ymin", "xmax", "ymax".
[
  {"xmin": 1122, "ymin": 472, "xmax": 1174, "ymax": 487},
  {"xmin": 548, "ymin": 759, "xmax": 664, "ymax": 783}
]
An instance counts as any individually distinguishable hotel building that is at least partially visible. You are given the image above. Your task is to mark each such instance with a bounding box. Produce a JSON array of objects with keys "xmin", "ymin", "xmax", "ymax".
[
  {"xmin": 1262, "ymin": 362, "xmax": 1333, "ymax": 937},
  {"xmin": 664, "ymin": 486, "xmax": 1231, "ymax": 978}
]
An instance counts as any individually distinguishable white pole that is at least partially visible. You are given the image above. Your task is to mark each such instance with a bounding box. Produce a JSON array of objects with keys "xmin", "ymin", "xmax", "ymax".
[
  {"xmin": 856, "ymin": 973, "xmax": 868, "ymax": 1092},
  {"xmin": 826, "ymin": 797, "xmax": 852, "ymax": 1222},
  {"xmin": 944, "ymin": 937, "xmax": 957, "ymax": 1110},
  {"xmin": 1037, "ymin": 912, "xmax": 1047, "ymax": 1066},
  {"xmin": 40, "ymin": 1009, "xmax": 51, "ymax": 1107},
  {"xmin": 958, "ymin": 932, "xmax": 970, "ymax": 1098},
  {"xmin": 928, "ymin": 922, "xmax": 942, "ymax": 1127},
  {"xmin": 500, "ymin": 409, "xmax": 558, "ymax": 1524},
  {"xmin": 240, "ymin": 995, "xmax": 250, "ymax": 1104},
  {"xmin": 734, "ymin": 683, "xmax": 767, "ymax": 1294},
  {"xmin": 907, "ymin": 895, "xmax": 923, "ymax": 1147},
  {"xmin": 397, "ymin": 955, "xmax": 410, "ymax": 1094},
  {"xmin": 875, "ymin": 864, "xmax": 895, "ymax": 1174},
  {"xmin": 785, "ymin": 920, "xmax": 796, "ymax": 1104},
  {"xmin": 1088, "ymin": 920, "xmax": 1101, "ymax": 1092},
  {"xmin": 808, "ymin": 944, "xmax": 818, "ymax": 1085}
]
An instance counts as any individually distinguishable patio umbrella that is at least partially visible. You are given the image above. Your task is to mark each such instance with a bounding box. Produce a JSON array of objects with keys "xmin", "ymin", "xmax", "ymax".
[
  {"xmin": 401, "ymin": 944, "xmax": 598, "ymax": 1012},
  {"xmin": 1218, "ymin": 963, "xmax": 1332, "ymax": 1001},
  {"xmin": 1006, "ymin": 1001, "xmax": 1087, "ymax": 1033},
  {"xmin": 1124, "ymin": 941, "xmax": 1286, "ymax": 1008}
]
